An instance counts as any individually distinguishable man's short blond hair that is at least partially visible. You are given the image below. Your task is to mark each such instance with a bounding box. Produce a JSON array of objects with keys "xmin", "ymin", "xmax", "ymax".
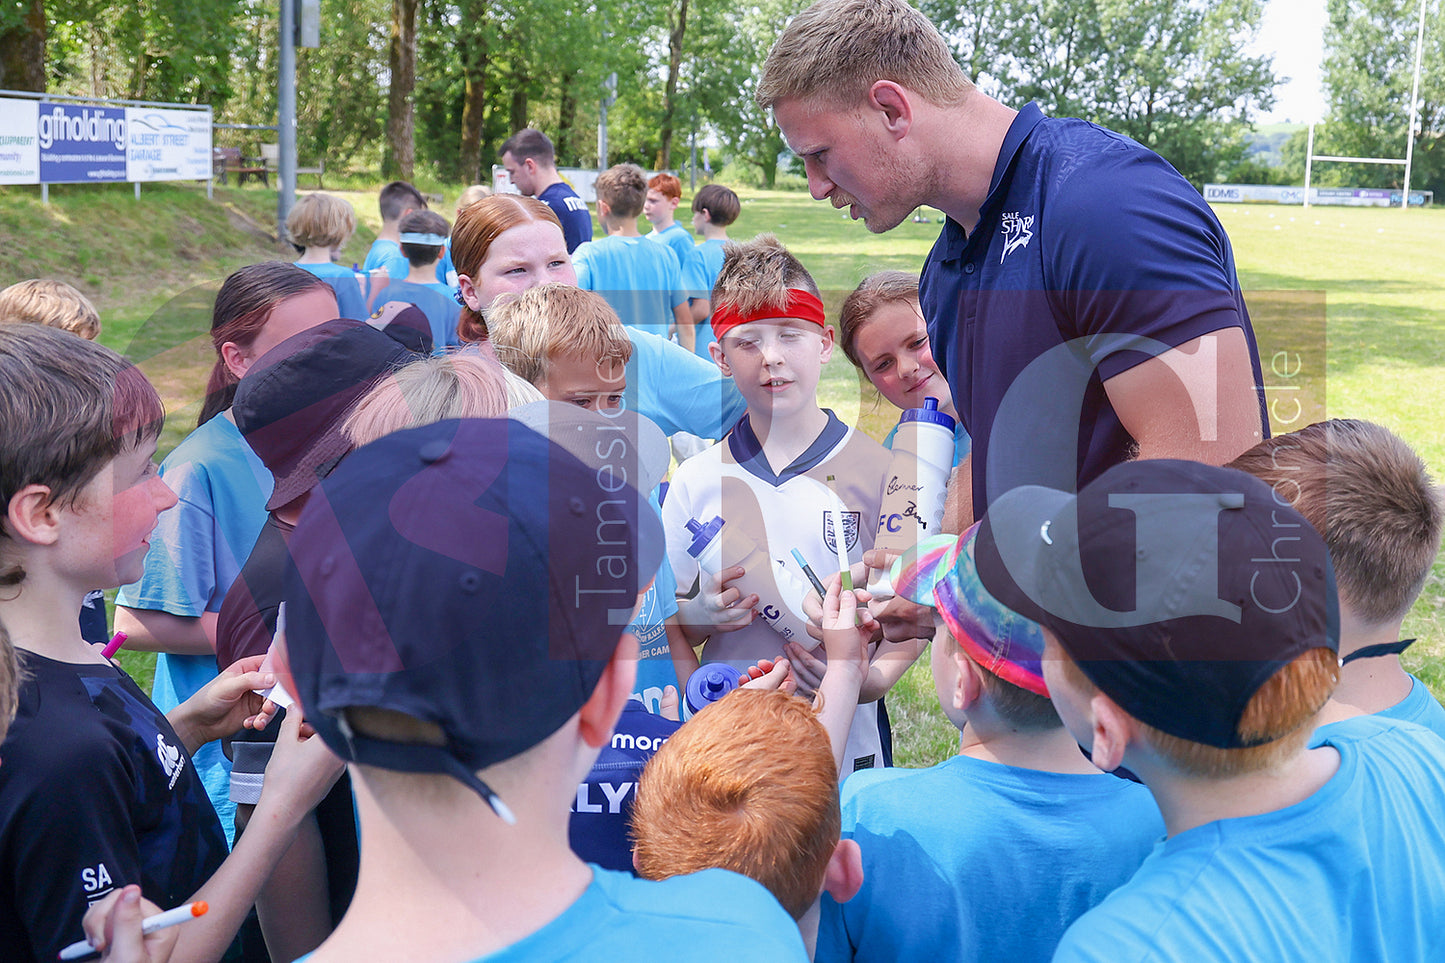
[
  {"xmin": 486, "ymin": 284, "xmax": 632, "ymax": 387},
  {"xmin": 0, "ymin": 279, "xmax": 101, "ymax": 340},
  {"xmin": 757, "ymin": 0, "xmax": 972, "ymax": 111},
  {"xmin": 632, "ymin": 688, "xmax": 839, "ymax": 920}
]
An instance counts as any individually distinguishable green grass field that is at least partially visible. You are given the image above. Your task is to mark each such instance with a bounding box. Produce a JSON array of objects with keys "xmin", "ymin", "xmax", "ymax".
[{"xmin": 4, "ymin": 181, "xmax": 1441, "ymax": 768}]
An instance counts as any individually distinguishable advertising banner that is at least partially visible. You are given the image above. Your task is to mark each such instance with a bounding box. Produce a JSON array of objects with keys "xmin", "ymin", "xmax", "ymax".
[
  {"xmin": 37, "ymin": 101, "xmax": 128, "ymax": 183},
  {"xmin": 125, "ymin": 107, "xmax": 213, "ymax": 182},
  {"xmin": 0, "ymin": 98, "xmax": 40, "ymax": 184},
  {"xmin": 1206, "ymin": 183, "xmax": 1432, "ymax": 208}
]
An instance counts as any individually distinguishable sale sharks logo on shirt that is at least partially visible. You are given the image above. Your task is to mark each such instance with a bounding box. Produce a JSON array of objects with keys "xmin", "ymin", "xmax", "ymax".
[{"xmin": 1000, "ymin": 211, "xmax": 1035, "ymax": 263}]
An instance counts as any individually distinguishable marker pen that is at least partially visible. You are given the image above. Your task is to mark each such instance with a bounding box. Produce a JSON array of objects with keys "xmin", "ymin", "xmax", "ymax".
[
  {"xmin": 57, "ymin": 900, "xmax": 208, "ymax": 960},
  {"xmin": 100, "ymin": 632, "xmax": 127, "ymax": 660},
  {"xmin": 789, "ymin": 548, "xmax": 827, "ymax": 599}
]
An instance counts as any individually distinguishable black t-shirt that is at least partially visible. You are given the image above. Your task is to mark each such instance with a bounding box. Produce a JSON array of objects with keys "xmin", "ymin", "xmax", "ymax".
[
  {"xmin": 0, "ymin": 651, "xmax": 227, "ymax": 962},
  {"xmin": 216, "ymin": 514, "xmax": 291, "ymax": 671}
]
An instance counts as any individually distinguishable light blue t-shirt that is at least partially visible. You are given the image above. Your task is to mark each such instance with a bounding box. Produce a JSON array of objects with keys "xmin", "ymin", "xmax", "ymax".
[
  {"xmin": 630, "ymin": 490, "xmax": 681, "ymax": 715},
  {"xmin": 574, "ymin": 234, "xmax": 687, "ymax": 332},
  {"xmin": 371, "ymin": 278, "xmax": 461, "ymax": 351},
  {"xmin": 438, "ymin": 239, "xmax": 457, "ymax": 288},
  {"xmin": 292, "ymin": 865, "xmax": 807, "ymax": 962},
  {"xmin": 647, "ymin": 222, "xmax": 696, "ymax": 272},
  {"xmin": 363, "ymin": 237, "xmax": 409, "ymax": 281},
  {"xmin": 624, "ymin": 327, "xmax": 746, "ymax": 440},
  {"xmin": 682, "ymin": 238, "xmax": 727, "ymax": 359},
  {"xmin": 1373, "ymin": 672, "xmax": 1445, "ymax": 741},
  {"xmin": 1055, "ymin": 714, "xmax": 1445, "ymax": 962},
  {"xmin": 115, "ymin": 413, "xmax": 273, "ymax": 845},
  {"xmin": 817, "ymin": 754, "xmax": 1163, "ymax": 963},
  {"xmin": 294, "ymin": 260, "xmax": 368, "ymax": 321}
]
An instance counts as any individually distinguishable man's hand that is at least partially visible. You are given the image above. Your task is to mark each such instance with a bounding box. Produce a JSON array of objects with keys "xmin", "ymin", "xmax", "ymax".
[{"xmin": 860, "ymin": 548, "xmax": 939, "ymax": 643}]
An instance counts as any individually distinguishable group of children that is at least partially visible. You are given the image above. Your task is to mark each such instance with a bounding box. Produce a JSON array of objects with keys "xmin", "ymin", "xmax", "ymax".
[{"xmin": 2, "ymin": 163, "xmax": 1444, "ymax": 962}]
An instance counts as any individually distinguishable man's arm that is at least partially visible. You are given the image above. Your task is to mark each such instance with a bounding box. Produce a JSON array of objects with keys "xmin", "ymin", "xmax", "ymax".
[{"xmin": 1103, "ymin": 326, "xmax": 1264, "ymax": 466}]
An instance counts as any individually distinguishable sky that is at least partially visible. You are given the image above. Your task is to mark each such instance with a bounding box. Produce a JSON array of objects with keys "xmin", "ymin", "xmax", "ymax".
[{"xmin": 1250, "ymin": 0, "xmax": 1329, "ymax": 124}]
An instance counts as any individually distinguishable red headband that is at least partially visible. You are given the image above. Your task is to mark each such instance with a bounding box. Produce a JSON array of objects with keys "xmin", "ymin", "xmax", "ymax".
[{"xmin": 711, "ymin": 288, "xmax": 827, "ymax": 340}]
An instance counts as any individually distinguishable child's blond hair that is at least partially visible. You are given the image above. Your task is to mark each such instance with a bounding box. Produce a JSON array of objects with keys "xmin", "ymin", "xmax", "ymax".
[
  {"xmin": 344, "ymin": 352, "xmax": 514, "ymax": 447},
  {"xmin": 286, "ymin": 192, "xmax": 358, "ymax": 251},
  {"xmin": 486, "ymin": 284, "xmax": 633, "ymax": 387},
  {"xmin": 0, "ymin": 279, "xmax": 101, "ymax": 340}
]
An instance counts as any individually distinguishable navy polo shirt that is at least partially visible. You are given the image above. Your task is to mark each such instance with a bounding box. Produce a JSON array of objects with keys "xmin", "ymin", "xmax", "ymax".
[{"xmin": 921, "ymin": 102, "xmax": 1267, "ymax": 514}]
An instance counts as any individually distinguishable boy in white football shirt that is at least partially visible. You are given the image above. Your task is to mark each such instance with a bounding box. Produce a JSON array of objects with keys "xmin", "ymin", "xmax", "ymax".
[{"xmin": 662, "ymin": 234, "xmax": 901, "ymax": 774}]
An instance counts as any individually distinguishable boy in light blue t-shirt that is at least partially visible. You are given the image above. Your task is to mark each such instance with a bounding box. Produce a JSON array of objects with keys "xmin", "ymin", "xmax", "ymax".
[
  {"xmin": 977, "ymin": 460, "xmax": 1445, "ymax": 963},
  {"xmin": 277, "ymin": 412, "xmax": 808, "ymax": 962},
  {"xmin": 680, "ymin": 183, "xmax": 739, "ymax": 360},
  {"xmin": 370, "ymin": 209, "xmax": 461, "ymax": 352},
  {"xmin": 287, "ymin": 191, "xmax": 369, "ymax": 320},
  {"xmin": 574, "ymin": 164, "xmax": 692, "ymax": 352},
  {"xmin": 814, "ymin": 524, "xmax": 1164, "ymax": 963},
  {"xmin": 1230, "ymin": 419, "xmax": 1445, "ymax": 740},
  {"xmin": 362, "ymin": 180, "xmax": 427, "ymax": 282},
  {"xmin": 643, "ymin": 172, "xmax": 696, "ymax": 269}
]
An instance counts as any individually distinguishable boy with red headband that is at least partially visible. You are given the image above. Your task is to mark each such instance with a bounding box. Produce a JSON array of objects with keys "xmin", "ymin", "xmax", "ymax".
[{"xmin": 661, "ymin": 234, "xmax": 892, "ymax": 774}]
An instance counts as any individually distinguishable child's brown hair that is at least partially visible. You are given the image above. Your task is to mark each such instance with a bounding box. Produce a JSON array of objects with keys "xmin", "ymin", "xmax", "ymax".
[
  {"xmin": 0, "ymin": 324, "xmax": 164, "ymax": 588},
  {"xmin": 1229, "ymin": 419, "xmax": 1445, "ymax": 626},
  {"xmin": 595, "ymin": 164, "xmax": 647, "ymax": 219},
  {"xmin": 631, "ymin": 688, "xmax": 839, "ymax": 920}
]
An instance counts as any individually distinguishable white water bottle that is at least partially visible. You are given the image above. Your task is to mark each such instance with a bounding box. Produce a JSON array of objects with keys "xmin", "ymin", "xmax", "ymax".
[
  {"xmin": 685, "ymin": 515, "xmax": 818, "ymax": 649},
  {"xmin": 867, "ymin": 397, "xmax": 956, "ymax": 599}
]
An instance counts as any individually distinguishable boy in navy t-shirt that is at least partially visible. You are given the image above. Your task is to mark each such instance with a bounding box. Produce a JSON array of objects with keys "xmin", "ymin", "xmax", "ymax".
[
  {"xmin": 0, "ymin": 324, "xmax": 341, "ymax": 963},
  {"xmin": 1230, "ymin": 419, "xmax": 1445, "ymax": 739}
]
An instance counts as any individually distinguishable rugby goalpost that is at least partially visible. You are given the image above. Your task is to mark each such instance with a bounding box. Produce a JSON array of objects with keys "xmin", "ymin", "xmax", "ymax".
[{"xmin": 1304, "ymin": 0, "xmax": 1430, "ymax": 210}]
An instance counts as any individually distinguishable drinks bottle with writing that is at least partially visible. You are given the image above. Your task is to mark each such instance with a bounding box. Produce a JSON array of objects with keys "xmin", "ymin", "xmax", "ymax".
[
  {"xmin": 685, "ymin": 515, "xmax": 818, "ymax": 648},
  {"xmin": 867, "ymin": 397, "xmax": 956, "ymax": 599}
]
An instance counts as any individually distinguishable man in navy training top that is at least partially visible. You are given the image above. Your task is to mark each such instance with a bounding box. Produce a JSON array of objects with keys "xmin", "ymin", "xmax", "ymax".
[
  {"xmin": 758, "ymin": 0, "xmax": 1269, "ymax": 532},
  {"xmin": 500, "ymin": 128, "xmax": 594, "ymax": 253}
]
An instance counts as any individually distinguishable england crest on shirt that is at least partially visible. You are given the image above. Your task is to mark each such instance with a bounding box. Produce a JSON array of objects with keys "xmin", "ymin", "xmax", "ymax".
[{"xmin": 823, "ymin": 511, "xmax": 861, "ymax": 554}]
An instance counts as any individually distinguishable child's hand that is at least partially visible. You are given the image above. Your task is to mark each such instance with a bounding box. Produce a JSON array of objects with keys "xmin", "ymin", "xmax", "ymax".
[
  {"xmin": 659, "ymin": 685, "xmax": 681, "ymax": 722},
  {"xmin": 739, "ymin": 658, "xmax": 796, "ymax": 695},
  {"xmin": 81, "ymin": 884, "xmax": 177, "ymax": 963},
  {"xmin": 169, "ymin": 655, "xmax": 275, "ymax": 754},
  {"xmin": 801, "ymin": 561, "xmax": 870, "ymax": 643},
  {"xmin": 820, "ymin": 575, "xmax": 876, "ymax": 673},
  {"xmin": 694, "ymin": 565, "xmax": 759, "ymax": 632},
  {"xmin": 257, "ymin": 710, "xmax": 345, "ymax": 825}
]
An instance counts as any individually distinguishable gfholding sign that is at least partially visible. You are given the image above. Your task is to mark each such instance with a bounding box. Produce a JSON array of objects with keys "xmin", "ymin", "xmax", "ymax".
[
  {"xmin": 2, "ymin": 96, "xmax": 211, "ymax": 186},
  {"xmin": 38, "ymin": 103, "xmax": 127, "ymax": 183}
]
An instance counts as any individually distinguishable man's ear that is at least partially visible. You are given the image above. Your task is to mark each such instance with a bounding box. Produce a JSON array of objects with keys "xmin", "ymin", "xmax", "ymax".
[
  {"xmin": 822, "ymin": 839, "xmax": 864, "ymax": 904},
  {"xmin": 6, "ymin": 485, "xmax": 61, "ymax": 548},
  {"xmin": 1088, "ymin": 691, "xmax": 1136, "ymax": 773},
  {"xmin": 578, "ymin": 632, "xmax": 639, "ymax": 749},
  {"xmin": 868, "ymin": 81, "xmax": 913, "ymax": 140}
]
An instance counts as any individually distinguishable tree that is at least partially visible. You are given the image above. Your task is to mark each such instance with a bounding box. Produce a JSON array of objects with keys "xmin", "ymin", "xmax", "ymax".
[
  {"xmin": 384, "ymin": 0, "xmax": 419, "ymax": 178},
  {"xmin": 0, "ymin": 0, "xmax": 46, "ymax": 91},
  {"xmin": 655, "ymin": 0, "xmax": 688, "ymax": 169},
  {"xmin": 457, "ymin": 0, "xmax": 489, "ymax": 181},
  {"xmin": 1319, "ymin": 0, "xmax": 1445, "ymax": 194}
]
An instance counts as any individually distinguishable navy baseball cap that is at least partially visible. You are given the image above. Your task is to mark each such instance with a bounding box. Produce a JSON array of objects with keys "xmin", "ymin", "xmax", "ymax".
[
  {"xmin": 235, "ymin": 313, "xmax": 430, "ymax": 511},
  {"xmin": 974, "ymin": 459, "xmax": 1339, "ymax": 749},
  {"xmin": 281, "ymin": 417, "xmax": 665, "ymax": 822}
]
